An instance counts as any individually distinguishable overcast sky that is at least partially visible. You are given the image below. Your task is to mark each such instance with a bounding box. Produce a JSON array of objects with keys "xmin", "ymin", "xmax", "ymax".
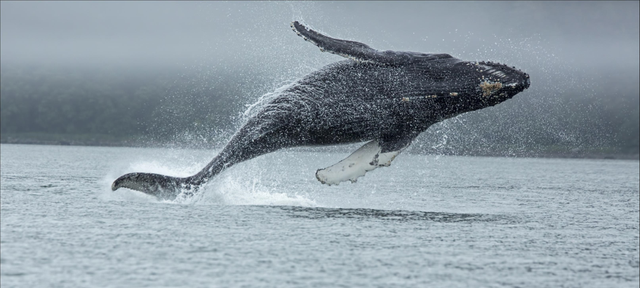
[{"xmin": 2, "ymin": 1, "xmax": 638, "ymax": 74}]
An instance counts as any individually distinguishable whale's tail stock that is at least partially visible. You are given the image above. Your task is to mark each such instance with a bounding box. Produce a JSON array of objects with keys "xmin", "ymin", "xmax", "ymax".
[
  {"xmin": 111, "ymin": 149, "xmax": 234, "ymax": 200},
  {"xmin": 111, "ymin": 137, "xmax": 237, "ymax": 200},
  {"xmin": 111, "ymin": 124, "xmax": 285, "ymax": 200}
]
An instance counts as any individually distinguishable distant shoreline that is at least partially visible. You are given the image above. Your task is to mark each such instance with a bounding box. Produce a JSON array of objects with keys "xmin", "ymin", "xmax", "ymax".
[{"xmin": 2, "ymin": 137, "xmax": 637, "ymax": 161}]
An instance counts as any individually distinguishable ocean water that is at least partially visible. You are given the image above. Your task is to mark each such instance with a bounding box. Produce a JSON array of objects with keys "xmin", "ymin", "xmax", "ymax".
[{"xmin": 1, "ymin": 143, "xmax": 638, "ymax": 287}]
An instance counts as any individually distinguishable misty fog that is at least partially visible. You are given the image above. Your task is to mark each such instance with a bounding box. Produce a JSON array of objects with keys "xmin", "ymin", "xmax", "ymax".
[
  {"xmin": 1, "ymin": 2, "xmax": 638, "ymax": 157},
  {"xmin": 2, "ymin": 2, "xmax": 637, "ymax": 70}
]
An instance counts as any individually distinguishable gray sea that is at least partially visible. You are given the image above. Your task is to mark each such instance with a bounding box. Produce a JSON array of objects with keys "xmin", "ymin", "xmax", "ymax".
[{"xmin": 1, "ymin": 143, "xmax": 638, "ymax": 287}]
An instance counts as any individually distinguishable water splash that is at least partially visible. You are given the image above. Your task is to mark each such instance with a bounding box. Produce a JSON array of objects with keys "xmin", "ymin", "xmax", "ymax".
[
  {"xmin": 102, "ymin": 152, "xmax": 317, "ymax": 207},
  {"xmin": 198, "ymin": 173, "xmax": 317, "ymax": 207}
]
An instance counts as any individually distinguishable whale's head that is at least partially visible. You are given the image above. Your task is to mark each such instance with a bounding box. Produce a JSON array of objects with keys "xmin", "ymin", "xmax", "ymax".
[
  {"xmin": 415, "ymin": 59, "xmax": 530, "ymax": 121},
  {"xmin": 465, "ymin": 61, "xmax": 530, "ymax": 107}
]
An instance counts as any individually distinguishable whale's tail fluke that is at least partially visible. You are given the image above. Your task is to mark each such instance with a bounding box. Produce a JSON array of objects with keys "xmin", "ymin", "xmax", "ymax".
[{"xmin": 111, "ymin": 172, "xmax": 200, "ymax": 200}]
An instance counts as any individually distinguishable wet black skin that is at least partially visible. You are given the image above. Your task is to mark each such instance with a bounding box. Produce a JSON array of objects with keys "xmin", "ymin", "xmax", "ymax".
[{"xmin": 112, "ymin": 22, "xmax": 530, "ymax": 200}]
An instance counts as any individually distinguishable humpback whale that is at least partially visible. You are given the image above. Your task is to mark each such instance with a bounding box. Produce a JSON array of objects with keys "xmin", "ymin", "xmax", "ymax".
[{"xmin": 112, "ymin": 21, "xmax": 530, "ymax": 200}]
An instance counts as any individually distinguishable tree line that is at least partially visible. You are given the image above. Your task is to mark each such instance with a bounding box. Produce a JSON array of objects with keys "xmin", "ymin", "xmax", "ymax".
[{"xmin": 1, "ymin": 63, "xmax": 638, "ymax": 158}]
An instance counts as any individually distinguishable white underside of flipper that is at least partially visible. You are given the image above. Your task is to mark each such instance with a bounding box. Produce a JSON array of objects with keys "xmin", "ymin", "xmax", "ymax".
[{"xmin": 316, "ymin": 140, "xmax": 403, "ymax": 185}]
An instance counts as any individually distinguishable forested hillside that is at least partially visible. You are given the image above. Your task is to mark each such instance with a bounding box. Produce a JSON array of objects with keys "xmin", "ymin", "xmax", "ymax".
[{"xmin": 1, "ymin": 63, "xmax": 638, "ymax": 158}]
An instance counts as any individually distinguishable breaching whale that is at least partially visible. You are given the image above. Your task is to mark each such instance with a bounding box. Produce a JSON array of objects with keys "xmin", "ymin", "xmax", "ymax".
[{"xmin": 112, "ymin": 21, "xmax": 530, "ymax": 199}]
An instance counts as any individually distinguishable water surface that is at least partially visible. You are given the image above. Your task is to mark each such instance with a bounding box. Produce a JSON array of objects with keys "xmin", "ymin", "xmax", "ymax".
[{"xmin": 1, "ymin": 144, "xmax": 638, "ymax": 287}]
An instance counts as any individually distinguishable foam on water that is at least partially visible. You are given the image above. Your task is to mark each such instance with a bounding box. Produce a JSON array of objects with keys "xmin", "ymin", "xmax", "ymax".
[{"xmin": 198, "ymin": 174, "xmax": 317, "ymax": 207}]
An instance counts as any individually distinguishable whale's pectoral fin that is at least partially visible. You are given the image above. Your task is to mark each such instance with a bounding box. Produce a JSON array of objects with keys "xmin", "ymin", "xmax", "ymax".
[
  {"xmin": 291, "ymin": 21, "xmax": 377, "ymax": 62},
  {"xmin": 315, "ymin": 136, "xmax": 413, "ymax": 186},
  {"xmin": 291, "ymin": 21, "xmax": 452, "ymax": 64}
]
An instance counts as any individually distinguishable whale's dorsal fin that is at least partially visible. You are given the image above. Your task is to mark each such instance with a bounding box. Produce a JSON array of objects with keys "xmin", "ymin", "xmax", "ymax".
[
  {"xmin": 291, "ymin": 21, "xmax": 452, "ymax": 65},
  {"xmin": 315, "ymin": 136, "xmax": 414, "ymax": 185}
]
